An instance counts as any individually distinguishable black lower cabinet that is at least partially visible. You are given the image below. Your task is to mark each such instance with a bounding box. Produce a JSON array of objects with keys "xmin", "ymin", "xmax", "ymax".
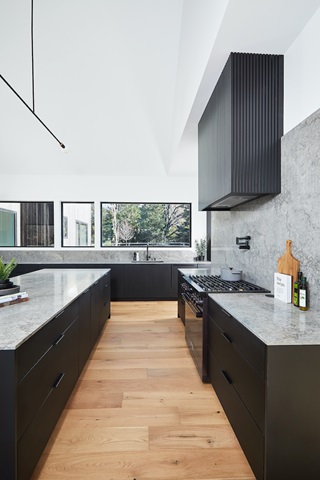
[
  {"xmin": 124, "ymin": 264, "xmax": 172, "ymax": 299},
  {"xmin": 104, "ymin": 264, "xmax": 125, "ymax": 300},
  {"xmin": 209, "ymin": 351, "xmax": 264, "ymax": 479},
  {"xmin": 90, "ymin": 271, "xmax": 111, "ymax": 346},
  {"xmin": 17, "ymin": 320, "xmax": 79, "ymax": 480},
  {"xmin": 0, "ymin": 270, "xmax": 111, "ymax": 480},
  {"xmin": 11, "ymin": 263, "xmax": 203, "ymax": 300},
  {"xmin": 90, "ymin": 279, "xmax": 101, "ymax": 346},
  {"xmin": 207, "ymin": 297, "xmax": 320, "ymax": 480},
  {"xmin": 78, "ymin": 288, "xmax": 91, "ymax": 372}
]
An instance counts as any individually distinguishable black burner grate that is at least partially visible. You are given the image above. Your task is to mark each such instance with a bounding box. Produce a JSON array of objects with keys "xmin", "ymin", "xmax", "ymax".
[{"xmin": 189, "ymin": 275, "xmax": 269, "ymax": 293}]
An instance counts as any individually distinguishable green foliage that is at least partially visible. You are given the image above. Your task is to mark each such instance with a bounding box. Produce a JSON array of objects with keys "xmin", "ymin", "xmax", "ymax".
[
  {"xmin": 101, "ymin": 203, "xmax": 191, "ymax": 247},
  {"xmin": 0, "ymin": 257, "xmax": 17, "ymax": 281},
  {"xmin": 194, "ymin": 238, "xmax": 206, "ymax": 257}
]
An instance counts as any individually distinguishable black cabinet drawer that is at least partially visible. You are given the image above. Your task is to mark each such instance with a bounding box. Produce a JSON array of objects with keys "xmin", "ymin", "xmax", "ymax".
[
  {"xmin": 100, "ymin": 273, "xmax": 111, "ymax": 328},
  {"xmin": 17, "ymin": 338, "xmax": 78, "ymax": 480},
  {"xmin": 17, "ymin": 319, "xmax": 79, "ymax": 440},
  {"xmin": 209, "ymin": 299, "xmax": 266, "ymax": 378},
  {"xmin": 209, "ymin": 351, "xmax": 264, "ymax": 480},
  {"xmin": 16, "ymin": 300, "xmax": 79, "ymax": 382},
  {"xmin": 208, "ymin": 317, "xmax": 265, "ymax": 432},
  {"xmin": 78, "ymin": 288, "xmax": 91, "ymax": 372}
]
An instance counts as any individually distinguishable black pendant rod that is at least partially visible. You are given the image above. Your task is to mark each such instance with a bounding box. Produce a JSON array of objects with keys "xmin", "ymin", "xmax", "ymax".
[
  {"xmin": 0, "ymin": 73, "xmax": 65, "ymax": 148},
  {"xmin": 31, "ymin": 0, "xmax": 35, "ymax": 112}
]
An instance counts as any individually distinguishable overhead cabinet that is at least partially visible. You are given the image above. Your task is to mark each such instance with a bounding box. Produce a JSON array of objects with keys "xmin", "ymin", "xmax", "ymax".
[{"xmin": 198, "ymin": 52, "xmax": 284, "ymax": 210}]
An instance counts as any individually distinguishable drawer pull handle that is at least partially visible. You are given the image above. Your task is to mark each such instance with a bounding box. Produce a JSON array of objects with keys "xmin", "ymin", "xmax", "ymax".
[
  {"xmin": 104, "ymin": 300, "xmax": 109, "ymax": 306},
  {"xmin": 221, "ymin": 308, "xmax": 231, "ymax": 317},
  {"xmin": 55, "ymin": 309, "xmax": 65, "ymax": 319},
  {"xmin": 104, "ymin": 284, "xmax": 109, "ymax": 288},
  {"xmin": 53, "ymin": 372, "xmax": 65, "ymax": 389},
  {"xmin": 53, "ymin": 333, "xmax": 65, "ymax": 346},
  {"xmin": 83, "ymin": 288, "xmax": 90, "ymax": 294},
  {"xmin": 222, "ymin": 370, "xmax": 232, "ymax": 384},
  {"xmin": 221, "ymin": 331, "xmax": 231, "ymax": 343}
]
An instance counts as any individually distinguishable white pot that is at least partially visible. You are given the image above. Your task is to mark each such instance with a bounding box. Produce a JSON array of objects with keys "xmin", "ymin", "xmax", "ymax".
[{"xmin": 220, "ymin": 267, "xmax": 242, "ymax": 281}]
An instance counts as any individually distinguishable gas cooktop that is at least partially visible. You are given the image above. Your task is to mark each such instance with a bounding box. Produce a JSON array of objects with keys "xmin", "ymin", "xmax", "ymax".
[{"xmin": 186, "ymin": 274, "xmax": 270, "ymax": 294}]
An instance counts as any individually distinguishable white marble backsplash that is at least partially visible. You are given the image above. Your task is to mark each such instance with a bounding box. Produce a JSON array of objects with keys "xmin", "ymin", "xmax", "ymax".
[
  {"xmin": 0, "ymin": 248, "xmax": 196, "ymax": 264},
  {"xmin": 210, "ymin": 107, "xmax": 320, "ymax": 311}
]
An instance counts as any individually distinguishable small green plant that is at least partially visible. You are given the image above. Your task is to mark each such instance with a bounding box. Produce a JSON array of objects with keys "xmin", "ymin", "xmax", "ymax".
[
  {"xmin": 0, "ymin": 257, "xmax": 17, "ymax": 281},
  {"xmin": 194, "ymin": 238, "xmax": 206, "ymax": 259}
]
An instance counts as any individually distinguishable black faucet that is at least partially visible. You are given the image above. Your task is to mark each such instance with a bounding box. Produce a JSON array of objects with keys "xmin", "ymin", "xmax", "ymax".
[{"xmin": 146, "ymin": 243, "xmax": 150, "ymax": 261}]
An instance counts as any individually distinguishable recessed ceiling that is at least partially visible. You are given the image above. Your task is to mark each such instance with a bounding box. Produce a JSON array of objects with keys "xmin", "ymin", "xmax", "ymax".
[{"xmin": 1, "ymin": 0, "xmax": 320, "ymax": 177}]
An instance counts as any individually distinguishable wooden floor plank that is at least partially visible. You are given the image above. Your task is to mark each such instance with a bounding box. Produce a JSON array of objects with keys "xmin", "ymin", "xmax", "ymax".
[
  {"xmin": 32, "ymin": 450, "xmax": 254, "ymax": 480},
  {"xmin": 32, "ymin": 301, "xmax": 255, "ymax": 480},
  {"xmin": 149, "ymin": 424, "xmax": 239, "ymax": 449}
]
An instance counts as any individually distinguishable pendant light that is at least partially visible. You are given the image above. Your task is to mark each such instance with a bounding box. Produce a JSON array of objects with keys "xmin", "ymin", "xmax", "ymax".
[{"xmin": 0, "ymin": 0, "xmax": 66, "ymax": 150}]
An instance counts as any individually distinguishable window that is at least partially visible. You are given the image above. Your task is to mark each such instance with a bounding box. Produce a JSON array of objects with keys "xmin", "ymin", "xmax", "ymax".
[
  {"xmin": 62, "ymin": 202, "xmax": 94, "ymax": 247},
  {"xmin": 76, "ymin": 220, "xmax": 88, "ymax": 246},
  {"xmin": 101, "ymin": 203, "xmax": 191, "ymax": 247},
  {"xmin": 0, "ymin": 202, "xmax": 54, "ymax": 247}
]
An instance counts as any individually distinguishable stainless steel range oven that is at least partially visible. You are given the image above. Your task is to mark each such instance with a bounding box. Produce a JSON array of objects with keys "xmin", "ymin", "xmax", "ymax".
[{"xmin": 180, "ymin": 271, "xmax": 270, "ymax": 383}]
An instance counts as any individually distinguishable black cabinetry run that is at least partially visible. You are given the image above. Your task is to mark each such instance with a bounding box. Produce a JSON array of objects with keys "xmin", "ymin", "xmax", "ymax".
[
  {"xmin": 0, "ymin": 270, "xmax": 111, "ymax": 480},
  {"xmin": 207, "ymin": 296, "xmax": 320, "ymax": 480}
]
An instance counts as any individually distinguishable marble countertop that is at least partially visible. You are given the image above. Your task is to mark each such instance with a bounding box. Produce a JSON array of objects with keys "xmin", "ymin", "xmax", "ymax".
[
  {"xmin": 11, "ymin": 261, "xmax": 210, "ymax": 265},
  {"xmin": 209, "ymin": 293, "xmax": 320, "ymax": 346},
  {"xmin": 0, "ymin": 269, "xmax": 110, "ymax": 350}
]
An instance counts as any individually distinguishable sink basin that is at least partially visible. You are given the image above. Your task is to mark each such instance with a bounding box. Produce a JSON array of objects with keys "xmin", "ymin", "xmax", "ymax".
[{"xmin": 131, "ymin": 260, "xmax": 164, "ymax": 264}]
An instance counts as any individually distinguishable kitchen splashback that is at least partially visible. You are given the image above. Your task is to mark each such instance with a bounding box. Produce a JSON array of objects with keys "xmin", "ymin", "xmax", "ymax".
[{"xmin": 210, "ymin": 107, "xmax": 320, "ymax": 311}]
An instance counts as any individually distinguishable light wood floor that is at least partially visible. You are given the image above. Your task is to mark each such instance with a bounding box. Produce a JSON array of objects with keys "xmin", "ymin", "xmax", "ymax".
[{"xmin": 31, "ymin": 301, "xmax": 255, "ymax": 480}]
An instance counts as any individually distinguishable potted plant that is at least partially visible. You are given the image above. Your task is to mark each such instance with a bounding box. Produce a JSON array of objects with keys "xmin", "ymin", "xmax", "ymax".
[
  {"xmin": 0, "ymin": 257, "xmax": 17, "ymax": 290},
  {"xmin": 194, "ymin": 238, "xmax": 206, "ymax": 261}
]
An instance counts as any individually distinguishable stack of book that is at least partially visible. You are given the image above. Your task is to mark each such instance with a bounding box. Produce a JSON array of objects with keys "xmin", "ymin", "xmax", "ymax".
[{"xmin": 0, "ymin": 291, "xmax": 29, "ymax": 307}]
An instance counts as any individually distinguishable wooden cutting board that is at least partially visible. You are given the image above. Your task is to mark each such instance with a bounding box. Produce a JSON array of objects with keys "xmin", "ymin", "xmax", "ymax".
[{"xmin": 277, "ymin": 239, "xmax": 300, "ymax": 303}]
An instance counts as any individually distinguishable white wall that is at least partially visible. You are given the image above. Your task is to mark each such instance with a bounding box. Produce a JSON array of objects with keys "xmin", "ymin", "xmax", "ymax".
[{"xmin": 284, "ymin": 5, "xmax": 320, "ymax": 132}]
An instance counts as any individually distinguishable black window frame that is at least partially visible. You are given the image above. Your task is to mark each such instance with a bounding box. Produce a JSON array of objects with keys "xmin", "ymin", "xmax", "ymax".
[
  {"xmin": 61, "ymin": 201, "xmax": 95, "ymax": 248},
  {"xmin": 0, "ymin": 201, "xmax": 54, "ymax": 248}
]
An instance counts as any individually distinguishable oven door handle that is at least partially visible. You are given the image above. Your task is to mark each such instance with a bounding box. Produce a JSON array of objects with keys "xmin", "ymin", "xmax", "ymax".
[{"xmin": 182, "ymin": 294, "xmax": 203, "ymax": 317}]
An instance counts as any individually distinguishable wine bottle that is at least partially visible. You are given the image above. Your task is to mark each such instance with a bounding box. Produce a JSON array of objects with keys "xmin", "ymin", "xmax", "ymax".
[
  {"xmin": 293, "ymin": 271, "xmax": 302, "ymax": 307},
  {"xmin": 299, "ymin": 276, "xmax": 309, "ymax": 311}
]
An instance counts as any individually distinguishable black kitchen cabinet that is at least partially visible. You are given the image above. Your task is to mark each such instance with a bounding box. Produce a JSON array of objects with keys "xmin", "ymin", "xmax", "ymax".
[
  {"xmin": 17, "ymin": 320, "xmax": 79, "ymax": 480},
  {"xmin": 104, "ymin": 264, "xmax": 125, "ymax": 299},
  {"xmin": 171, "ymin": 263, "xmax": 197, "ymax": 299},
  {"xmin": 124, "ymin": 264, "xmax": 172, "ymax": 299},
  {"xmin": 207, "ymin": 297, "xmax": 320, "ymax": 480},
  {"xmin": 5, "ymin": 303, "xmax": 79, "ymax": 480},
  {"xmin": 198, "ymin": 52, "xmax": 283, "ymax": 210},
  {"xmin": 78, "ymin": 287, "xmax": 91, "ymax": 371},
  {"xmin": 99, "ymin": 271, "xmax": 111, "ymax": 328},
  {"xmin": 90, "ymin": 271, "xmax": 110, "ymax": 346},
  {"xmin": 11, "ymin": 262, "xmax": 201, "ymax": 300},
  {"xmin": 0, "ymin": 271, "xmax": 111, "ymax": 480},
  {"xmin": 78, "ymin": 264, "xmax": 124, "ymax": 300}
]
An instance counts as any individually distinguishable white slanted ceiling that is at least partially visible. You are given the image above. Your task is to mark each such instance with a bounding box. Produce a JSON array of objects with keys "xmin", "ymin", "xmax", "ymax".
[{"xmin": 1, "ymin": 0, "xmax": 320, "ymax": 177}]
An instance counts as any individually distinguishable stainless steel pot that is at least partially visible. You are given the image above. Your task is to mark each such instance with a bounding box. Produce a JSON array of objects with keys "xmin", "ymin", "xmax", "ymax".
[{"xmin": 220, "ymin": 267, "xmax": 242, "ymax": 281}]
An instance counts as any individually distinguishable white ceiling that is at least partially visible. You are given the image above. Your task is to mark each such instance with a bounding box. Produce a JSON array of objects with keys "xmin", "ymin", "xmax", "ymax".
[{"xmin": 1, "ymin": 0, "xmax": 320, "ymax": 177}]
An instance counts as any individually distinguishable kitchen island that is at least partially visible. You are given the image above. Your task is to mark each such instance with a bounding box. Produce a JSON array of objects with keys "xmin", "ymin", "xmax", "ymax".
[
  {"xmin": 0, "ymin": 268, "xmax": 111, "ymax": 480},
  {"xmin": 207, "ymin": 292, "xmax": 320, "ymax": 480}
]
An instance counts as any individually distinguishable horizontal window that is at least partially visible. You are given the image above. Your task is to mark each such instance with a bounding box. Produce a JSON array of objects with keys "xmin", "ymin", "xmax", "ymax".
[
  {"xmin": 101, "ymin": 202, "xmax": 191, "ymax": 247},
  {"xmin": 61, "ymin": 202, "xmax": 94, "ymax": 247},
  {"xmin": 0, "ymin": 202, "xmax": 54, "ymax": 247}
]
